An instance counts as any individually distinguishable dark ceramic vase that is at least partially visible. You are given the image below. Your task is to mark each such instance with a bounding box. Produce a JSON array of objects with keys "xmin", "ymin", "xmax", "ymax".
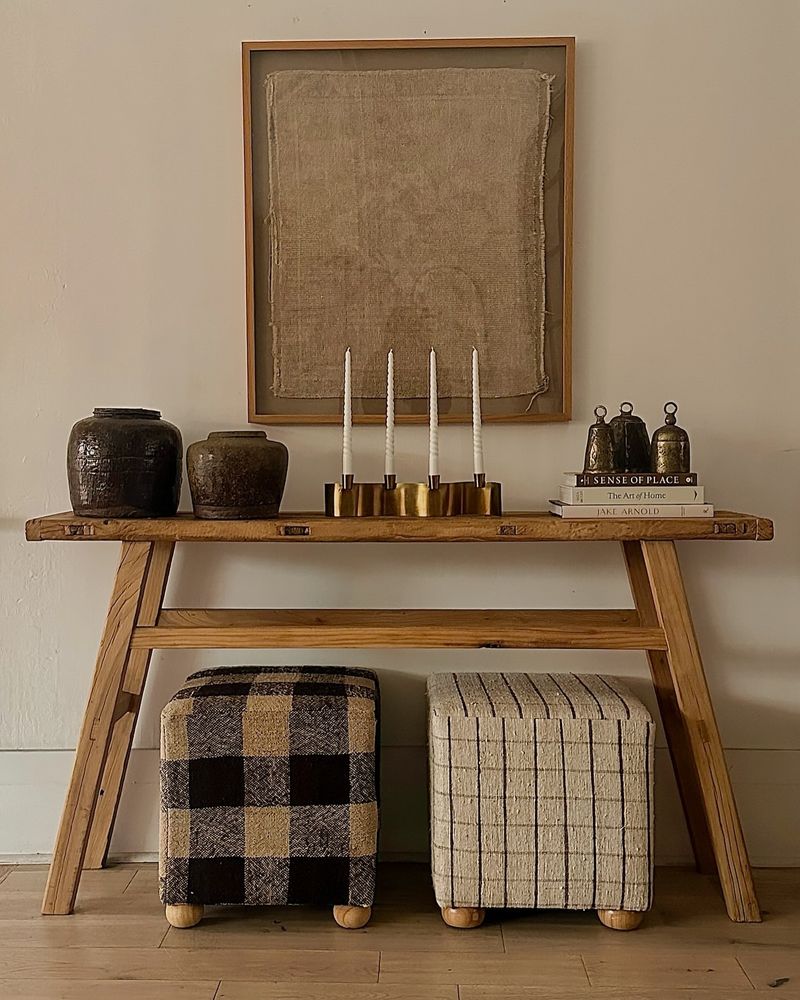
[
  {"xmin": 187, "ymin": 431, "xmax": 289, "ymax": 519},
  {"xmin": 67, "ymin": 408, "xmax": 182, "ymax": 518}
]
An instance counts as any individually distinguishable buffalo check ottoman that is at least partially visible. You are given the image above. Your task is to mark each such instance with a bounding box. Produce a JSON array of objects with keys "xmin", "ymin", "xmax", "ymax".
[
  {"xmin": 428, "ymin": 672, "xmax": 654, "ymax": 931},
  {"xmin": 160, "ymin": 665, "xmax": 379, "ymax": 929}
]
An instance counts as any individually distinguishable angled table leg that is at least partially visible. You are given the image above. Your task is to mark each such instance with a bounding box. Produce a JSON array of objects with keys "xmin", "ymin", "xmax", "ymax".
[
  {"xmin": 622, "ymin": 541, "xmax": 716, "ymax": 874},
  {"xmin": 638, "ymin": 539, "xmax": 760, "ymax": 923},
  {"xmin": 43, "ymin": 541, "xmax": 154, "ymax": 915},
  {"xmin": 84, "ymin": 541, "xmax": 174, "ymax": 869}
]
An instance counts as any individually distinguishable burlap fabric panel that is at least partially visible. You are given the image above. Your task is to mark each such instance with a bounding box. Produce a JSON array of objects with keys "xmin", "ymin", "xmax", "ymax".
[{"xmin": 266, "ymin": 68, "xmax": 553, "ymax": 399}]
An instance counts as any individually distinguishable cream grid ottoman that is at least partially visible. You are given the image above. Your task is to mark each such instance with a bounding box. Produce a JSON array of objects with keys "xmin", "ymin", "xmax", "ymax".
[
  {"xmin": 428, "ymin": 671, "xmax": 654, "ymax": 930},
  {"xmin": 160, "ymin": 665, "xmax": 379, "ymax": 930}
]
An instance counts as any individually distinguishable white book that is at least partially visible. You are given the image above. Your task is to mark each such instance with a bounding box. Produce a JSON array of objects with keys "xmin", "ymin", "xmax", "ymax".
[
  {"xmin": 549, "ymin": 501, "xmax": 714, "ymax": 519},
  {"xmin": 560, "ymin": 485, "xmax": 705, "ymax": 505}
]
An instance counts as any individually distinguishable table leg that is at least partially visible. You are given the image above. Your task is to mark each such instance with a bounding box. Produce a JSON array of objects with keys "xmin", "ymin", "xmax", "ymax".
[
  {"xmin": 84, "ymin": 541, "xmax": 174, "ymax": 869},
  {"xmin": 42, "ymin": 541, "xmax": 154, "ymax": 915},
  {"xmin": 639, "ymin": 540, "xmax": 760, "ymax": 922},
  {"xmin": 622, "ymin": 541, "xmax": 716, "ymax": 874}
]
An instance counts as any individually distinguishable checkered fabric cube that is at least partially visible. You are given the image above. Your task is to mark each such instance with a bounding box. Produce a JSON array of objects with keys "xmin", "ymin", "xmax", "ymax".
[
  {"xmin": 428, "ymin": 672, "xmax": 654, "ymax": 912},
  {"xmin": 160, "ymin": 666, "xmax": 379, "ymax": 908}
]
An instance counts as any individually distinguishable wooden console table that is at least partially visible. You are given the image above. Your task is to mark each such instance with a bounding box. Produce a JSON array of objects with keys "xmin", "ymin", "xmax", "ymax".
[{"xmin": 26, "ymin": 509, "xmax": 774, "ymax": 922}]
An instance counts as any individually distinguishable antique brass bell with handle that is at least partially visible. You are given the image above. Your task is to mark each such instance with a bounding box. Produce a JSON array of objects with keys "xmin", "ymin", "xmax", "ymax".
[
  {"xmin": 610, "ymin": 402, "xmax": 650, "ymax": 472},
  {"xmin": 583, "ymin": 405, "xmax": 615, "ymax": 473},
  {"xmin": 651, "ymin": 402, "xmax": 691, "ymax": 473}
]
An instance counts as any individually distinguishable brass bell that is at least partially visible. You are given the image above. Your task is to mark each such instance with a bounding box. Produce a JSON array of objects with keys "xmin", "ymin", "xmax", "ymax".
[
  {"xmin": 651, "ymin": 402, "xmax": 691, "ymax": 474},
  {"xmin": 583, "ymin": 405, "xmax": 615, "ymax": 473},
  {"xmin": 610, "ymin": 402, "xmax": 650, "ymax": 472}
]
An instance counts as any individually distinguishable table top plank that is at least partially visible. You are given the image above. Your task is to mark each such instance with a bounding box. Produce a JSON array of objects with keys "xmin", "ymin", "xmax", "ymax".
[{"xmin": 25, "ymin": 511, "xmax": 773, "ymax": 543}]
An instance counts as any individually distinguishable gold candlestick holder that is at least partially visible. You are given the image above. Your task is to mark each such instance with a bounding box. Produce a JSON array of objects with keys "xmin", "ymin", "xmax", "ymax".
[{"xmin": 324, "ymin": 481, "xmax": 502, "ymax": 517}]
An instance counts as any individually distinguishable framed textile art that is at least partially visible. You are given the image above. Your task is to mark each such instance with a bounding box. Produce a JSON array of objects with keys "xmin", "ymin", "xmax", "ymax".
[{"xmin": 243, "ymin": 37, "xmax": 574, "ymax": 424}]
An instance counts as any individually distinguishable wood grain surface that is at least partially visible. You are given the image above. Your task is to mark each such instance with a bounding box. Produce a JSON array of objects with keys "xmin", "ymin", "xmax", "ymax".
[
  {"xmin": 641, "ymin": 541, "xmax": 761, "ymax": 923},
  {"xmin": 130, "ymin": 608, "xmax": 667, "ymax": 650},
  {"xmin": 42, "ymin": 542, "xmax": 153, "ymax": 916},
  {"xmin": 2, "ymin": 863, "xmax": 798, "ymax": 999},
  {"xmin": 25, "ymin": 510, "xmax": 774, "ymax": 543}
]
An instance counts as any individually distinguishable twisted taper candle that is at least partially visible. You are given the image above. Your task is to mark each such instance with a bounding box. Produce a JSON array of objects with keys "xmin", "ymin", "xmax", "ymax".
[
  {"xmin": 342, "ymin": 347, "xmax": 352, "ymax": 483},
  {"xmin": 429, "ymin": 348, "xmax": 439, "ymax": 483},
  {"xmin": 385, "ymin": 350, "xmax": 395, "ymax": 482},
  {"xmin": 472, "ymin": 347, "xmax": 485, "ymax": 481}
]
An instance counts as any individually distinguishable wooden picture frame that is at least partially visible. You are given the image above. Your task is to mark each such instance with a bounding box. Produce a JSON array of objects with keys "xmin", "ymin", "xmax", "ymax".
[{"xmin": 243, "ymin": 37, "xmax": 574, "ymax": 425}]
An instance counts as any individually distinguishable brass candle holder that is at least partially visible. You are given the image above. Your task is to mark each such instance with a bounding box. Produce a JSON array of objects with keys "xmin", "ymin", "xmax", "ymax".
[{"xmin": 324, "ymin": 480, "xmax": 502, "ymax": 517}]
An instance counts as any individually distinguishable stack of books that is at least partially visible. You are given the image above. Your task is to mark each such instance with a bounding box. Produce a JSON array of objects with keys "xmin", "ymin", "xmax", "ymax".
[{"xmin": 549, "ymin": 472, "xmax": 713, "ymax": 519}]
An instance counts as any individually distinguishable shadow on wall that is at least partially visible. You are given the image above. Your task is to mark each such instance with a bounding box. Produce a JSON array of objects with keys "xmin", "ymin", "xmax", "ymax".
[
  {"xmin": 110, "ymin": 661, "xmax": 799, "ymax": 864},
  {"xmin": 142, "ymin": 646, "xmax": 800, "ymax": 759},
  {"xmin": 371, "ymin": 663, "xmax": 800, "ymax": 861}
]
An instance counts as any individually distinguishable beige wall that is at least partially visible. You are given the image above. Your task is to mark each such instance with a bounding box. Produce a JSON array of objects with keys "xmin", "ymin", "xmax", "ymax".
[{"xmin": 1, "ymin": 0, "xmax": 798, "ymax": 863}]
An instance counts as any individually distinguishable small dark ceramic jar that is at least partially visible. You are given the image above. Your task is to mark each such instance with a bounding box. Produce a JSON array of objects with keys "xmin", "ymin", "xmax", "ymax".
[
  {"xmin": 67, "ymin": 408, "xmax": 182, "ymax": 518},
  {"xmin": 187, "ymin": 431, "xmax": 289, "ymax": 519}
]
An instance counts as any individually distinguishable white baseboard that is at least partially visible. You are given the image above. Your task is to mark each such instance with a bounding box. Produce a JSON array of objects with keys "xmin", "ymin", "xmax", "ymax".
[{"xmin": 0, "ymin": 746, "xmax": 797, "ymax": 866}]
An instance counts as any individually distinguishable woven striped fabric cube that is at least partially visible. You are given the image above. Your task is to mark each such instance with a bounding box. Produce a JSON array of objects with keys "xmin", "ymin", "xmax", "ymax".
[
  {"xmin": 160, "ymin": 665, "xmax": 379, "ymax": 908},
  {"xmin": 428, "ymin": 672, "xmax": 654, "ymax": 912}
]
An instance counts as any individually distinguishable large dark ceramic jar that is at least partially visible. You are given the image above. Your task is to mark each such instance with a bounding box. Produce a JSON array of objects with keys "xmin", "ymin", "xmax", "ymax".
[
  {"xmin": 187, "ymin": 431, "xmax": 289, "ymax": 519},
  {"xmin": 67, "ymin": 408, "xmax": 182, "ymax": 518}
]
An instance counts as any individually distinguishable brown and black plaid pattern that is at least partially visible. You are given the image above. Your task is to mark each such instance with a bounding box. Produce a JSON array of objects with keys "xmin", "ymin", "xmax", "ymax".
[
  {"xmin": 428, "ymin": 672, "xmax": 654, "ymax": 913},
  {"xmin": 160, "ymin": 666, "xmax": 379, "ymax": 908}
]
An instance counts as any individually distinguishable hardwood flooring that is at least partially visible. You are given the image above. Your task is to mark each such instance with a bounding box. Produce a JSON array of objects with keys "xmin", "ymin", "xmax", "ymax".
[{"xmin": 0, "ymin": 864, "xmax": 797, "ymax": 999}]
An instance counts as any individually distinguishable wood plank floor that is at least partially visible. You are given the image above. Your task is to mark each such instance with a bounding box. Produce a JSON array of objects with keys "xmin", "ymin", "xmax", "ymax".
[{"xmin": 0, "ymin": 864, "xmax": 797, "ymax": 999}]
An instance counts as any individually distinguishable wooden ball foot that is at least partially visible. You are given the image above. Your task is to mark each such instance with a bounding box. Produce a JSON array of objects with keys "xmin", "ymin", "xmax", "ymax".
[
  {"xmin": 597, "ymin": 908, "xmax": 644, "ymax": 931},
  {"xmin": 165, "ymin": 903, "xmax": 204, "ymax": 928},
  {"xmin": 440, "ymin": 905, "xmax": 486, "ymax": 929},
  {"xmin": 333, "ymin": 904, "xmax": 372, "ymax": 929}
]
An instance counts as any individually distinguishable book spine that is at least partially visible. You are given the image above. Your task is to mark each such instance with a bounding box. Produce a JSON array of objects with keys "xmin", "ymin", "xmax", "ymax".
[
  {"xmin": 560, "ymin": 485, "xmax": 705, "ymax": 504},
  {"xmin": 564, "ymin": 472, "xmax": 698, "ymax": 487},
  {"xmin": 549, "ymin": 502, "xmax": 714, "ymax": 519}
]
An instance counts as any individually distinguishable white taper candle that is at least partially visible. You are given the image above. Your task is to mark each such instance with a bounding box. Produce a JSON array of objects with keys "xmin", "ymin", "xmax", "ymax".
[
  {"xmin": 342, "ymin": 347, "xmax": 353, "ymax": 480},
  {"xmin": 385, "ymin": 350, "xmax": 395, "ymax": 479},
  {"xmin": 429, "ymin": 348, "xmax": 439, "ymax": 479},
  {"xmin": 472, "ymin": 347, "xmax": 485, "ymax": 478}
]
